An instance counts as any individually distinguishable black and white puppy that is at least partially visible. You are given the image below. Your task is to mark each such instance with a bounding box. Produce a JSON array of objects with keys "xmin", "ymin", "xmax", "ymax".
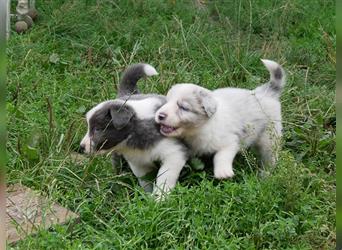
[
  {"xmin": 155, "ymin": 60, "xmax": 285, "ymax": 179},
  {"xmin": 80, "ymin": 64, "xmax": 187, "ymax": 197}
]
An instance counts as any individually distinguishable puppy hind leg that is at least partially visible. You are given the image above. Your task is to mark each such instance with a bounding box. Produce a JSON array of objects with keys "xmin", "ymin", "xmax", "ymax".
[
  {"xmin": 256, "ymin": 128, "xmax": 281, "ymax": 168},
  {"xmin": 213, "ymin": 144, "xmax": 240, "ymax": 179}
]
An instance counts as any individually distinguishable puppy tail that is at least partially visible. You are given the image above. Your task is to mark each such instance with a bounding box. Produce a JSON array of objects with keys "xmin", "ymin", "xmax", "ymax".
[
  {"xmin": 255, "ymin": 59, "xmax": 286, "ymax": 99},
  {"xmin": 118, "ymin": 63, "xmax": 158, "ymax": 97}
]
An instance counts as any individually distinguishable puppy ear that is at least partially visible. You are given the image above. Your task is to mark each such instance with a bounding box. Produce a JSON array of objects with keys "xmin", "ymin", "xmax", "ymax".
[
  {"xmin": 198, "ymin": 90, "xmax": 217, "ymax": 117},
  {"xmin": 109, "ymin": 104, "xmax": 134, "ymax": 130}
]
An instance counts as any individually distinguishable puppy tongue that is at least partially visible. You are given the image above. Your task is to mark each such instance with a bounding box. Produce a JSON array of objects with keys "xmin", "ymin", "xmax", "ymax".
[{"xmin": 161, "ymin": 125, "xmax": 175, "ymax": 134}]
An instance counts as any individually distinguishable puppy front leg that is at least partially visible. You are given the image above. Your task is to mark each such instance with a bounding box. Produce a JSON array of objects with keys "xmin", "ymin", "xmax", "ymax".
[
  {"xmin": 214, "ymin": 145, "xmax": 239, "ymax": 179},
  {"xmin": 111, "ymin": 152, "xmax": 120, "ymax": 174},
  {"xmin": 127, "ymin": 161, "xmax": 154, "ymax": 193},
  {"xmin": 153, "ymin": 155, "xmax": 186, "ymax": 199}
]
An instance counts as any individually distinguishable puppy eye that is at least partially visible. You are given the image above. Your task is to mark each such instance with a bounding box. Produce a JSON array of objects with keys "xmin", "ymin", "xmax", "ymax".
[
  {"xmin": 178, "ymin": 102, "xmax": 190, "ymax": 112},
  {"xmin": 93, "ymin": 127, "xmax": 101, "ymax": 133},
  {"xmin": 179, "ymin": 106, "xmax": 189, "ymax": 111}
]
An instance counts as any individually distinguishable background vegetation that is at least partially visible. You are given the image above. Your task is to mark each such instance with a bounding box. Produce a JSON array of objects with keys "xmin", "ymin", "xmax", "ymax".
[{"xmin": 7, "ymin": 0, "xmax": 335, "ymax": 249}]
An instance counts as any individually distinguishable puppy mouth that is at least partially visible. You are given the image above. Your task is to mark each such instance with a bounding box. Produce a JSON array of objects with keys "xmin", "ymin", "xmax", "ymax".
[{"xmin": 160, "ymin": 124, "xmax": 178, "ymax": 135}]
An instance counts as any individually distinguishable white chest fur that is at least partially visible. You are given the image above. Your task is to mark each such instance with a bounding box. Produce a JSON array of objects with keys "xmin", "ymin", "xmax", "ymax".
[{"xmin": 184, "ymin": 118, "xmax": 229, "ymax": 155}]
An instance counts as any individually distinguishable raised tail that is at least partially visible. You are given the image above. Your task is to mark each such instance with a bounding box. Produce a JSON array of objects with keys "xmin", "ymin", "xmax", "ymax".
[
  {"xmin": 118, "ymin": 63, "xmax": 158, "ymax": 97},
  {"xmin": 255, "ymin": 59, "xmax": 286, "ymax": 99}
]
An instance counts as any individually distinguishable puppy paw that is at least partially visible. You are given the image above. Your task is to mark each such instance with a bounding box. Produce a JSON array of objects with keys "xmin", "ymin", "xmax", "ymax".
[
  {"xmin": 152, "ymin": 190, "xmax": 168, "ymax": 202},
  {"xmin": 214, "ymin": 167, "xmax": 235, "ymax": 179}
]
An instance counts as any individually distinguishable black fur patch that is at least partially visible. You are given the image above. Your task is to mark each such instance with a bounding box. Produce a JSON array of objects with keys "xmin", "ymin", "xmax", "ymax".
[
  {"xmin": 89, "ymin": 103, "xmax": 133, "ymax": 151},
  {"xmin": 274, "ymin": 67, "xmax": 282, "ymax": 80},
  {"xmin": 126, "ymin": 118, "xmax": 163, "ymax": 149},
  {"xmin": 270, "ymin": 82, "xmax": 281, "ymax": 92},
  {"xmin": 118, "ymin": 64, "xmax": 147, "ymax": 97},
  {"xmin": 89, "ymin": 101, "xmax": 164, "ymax": 151}
]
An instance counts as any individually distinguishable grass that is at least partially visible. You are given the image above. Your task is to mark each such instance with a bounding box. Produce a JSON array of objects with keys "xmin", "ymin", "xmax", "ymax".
[{"xmin": 7, "ymin": 0, "xmax": 335, "ymax": 249}]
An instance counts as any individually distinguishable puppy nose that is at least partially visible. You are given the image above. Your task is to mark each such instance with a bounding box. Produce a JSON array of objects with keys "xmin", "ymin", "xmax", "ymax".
[
  {"xmin": 78, "ymin": 144, "xmax": 85, "ymax": 154},
  {"xmin": 158, "ymin": 112, "xmax": 167, "ymax": 121}
]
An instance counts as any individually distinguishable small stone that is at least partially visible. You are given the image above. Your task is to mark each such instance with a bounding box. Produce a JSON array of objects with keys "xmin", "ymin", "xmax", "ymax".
[
  {"xmin": 15, "ymin": 21, "xmax": 28, "ymax": 34},
  {"xmin": 22, "ymin": 15, "xmax": 34, "ymax": 28},
  {"xmin": 27, "ymin": 8, "xmax": 38, "ymax": 21}
]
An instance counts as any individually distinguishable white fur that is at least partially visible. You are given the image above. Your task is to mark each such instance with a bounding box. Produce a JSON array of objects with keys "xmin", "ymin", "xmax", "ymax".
[
  {"xmin": 261, "ymin": 59, "xmax": 279, "ymax": 71},
  {"xmin": 143, "ymin": 64, "xmax": 158, "ymax": 76},
  {"xmin": 155, "ymin": 60, "xmax": 284, "ymax": 179},
  {"xmin": 126, "ymin": 98, "xmax": 164, "ymax": 120},
  {"xmin": 80, "ymin": 133, "xmax": 92, "ymax": 153},
  {"xmin": 121, "ymin": 138, "xmax": 186, "ymax": 197}
]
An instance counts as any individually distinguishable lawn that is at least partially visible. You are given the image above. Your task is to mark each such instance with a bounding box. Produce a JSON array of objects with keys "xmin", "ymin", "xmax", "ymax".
[{"xmin": 7, "ymin": 0, "xmax": 335, "ymax": 249}]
